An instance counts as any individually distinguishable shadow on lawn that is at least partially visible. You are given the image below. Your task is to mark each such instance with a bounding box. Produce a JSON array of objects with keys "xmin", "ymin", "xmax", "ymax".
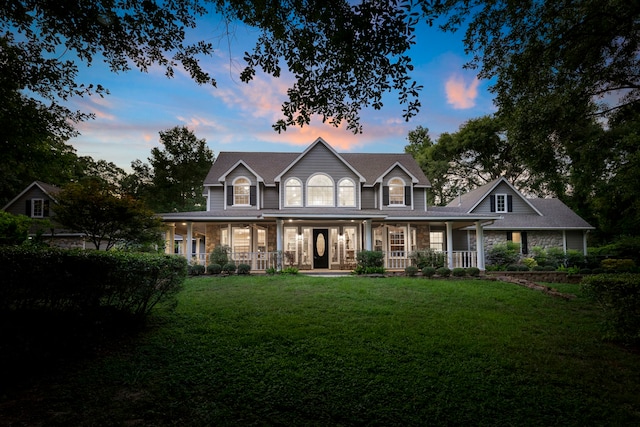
[{"xmin": 0, "ymin": 308, "xmax": 145, "ymax": 395}]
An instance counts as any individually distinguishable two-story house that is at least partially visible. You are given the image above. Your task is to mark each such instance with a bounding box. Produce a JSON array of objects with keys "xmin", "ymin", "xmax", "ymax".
[{"xmin": 160, "ymin": 138, "xmax": 520, "ymax": 270}]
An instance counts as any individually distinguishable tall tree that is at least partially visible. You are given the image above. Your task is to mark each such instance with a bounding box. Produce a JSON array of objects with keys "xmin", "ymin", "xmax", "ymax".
[
  {"xmin": 54, "ymin": 178, "xmax": 165, "ymax": 250},
  {"xmin": 134, "ymin": 126, "xmax": 215, "ymax": 212}
]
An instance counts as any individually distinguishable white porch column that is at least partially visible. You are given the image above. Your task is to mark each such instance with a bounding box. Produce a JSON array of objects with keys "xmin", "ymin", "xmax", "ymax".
[
  {"xmin": 165, "ymin": 223, "xmax": 175, "ymax": 254},
  {"xmin": 364, "ymin": 220, "xmax": 372, "ymax": 251},
  {"xmin": 195, "ymin": 237, "xmax": 201, "ymax": 264},
  {"xmin": 276, "ymin": 219, "xmax": 284, "ymax": 270},
  {"xmin": 475, "ymin": 221, "xmax": 485, "ymax": 270},
  {"xmin": 186, "ymin": 221, "xmax": 193, "ymax": 263},
  {"xmin": 583, "ymin": 231, "xmax": 588, "ymax": 255},
  {"xmin": 446, "ymin": 221, "xmax": 454, "ymax": 269}
]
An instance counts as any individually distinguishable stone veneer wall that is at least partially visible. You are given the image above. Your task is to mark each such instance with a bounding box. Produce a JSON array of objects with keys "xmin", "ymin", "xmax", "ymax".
[
  {"xmin": 415, "ymin": 225, "xmax": 430, "ymax": 249},
  {"xmin": 483, "ymin": 230, "xmax": 564, "ymax": 254}
]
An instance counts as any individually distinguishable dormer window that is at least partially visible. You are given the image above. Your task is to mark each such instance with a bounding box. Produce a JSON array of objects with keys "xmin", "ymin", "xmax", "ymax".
[
  {"xmin": 233, "ymin": 177, "xmax": 251, "ymax": 205},
  {"xmin": 307, "ymin": 174, "xmax": 334, "ymax": 206},
  {"xmin": 32, "ymin": 199, "xmax": 44, "ymax": 217},
  {"xmin": 338, "ymin": 178, "xmax": 355, "ymax": 207},
  {"xmin": 285, "ymin": 178, "xmax": 302, "ymax": 207},
  {"xmin": 389, "ymin": 178, "xmax": 405, "ymax": 205}
]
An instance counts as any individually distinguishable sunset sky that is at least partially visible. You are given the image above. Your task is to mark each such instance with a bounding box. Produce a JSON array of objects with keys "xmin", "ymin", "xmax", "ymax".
[{"xmin": 66, "ymin": 13, "xmax": 495, "ymax": 170}]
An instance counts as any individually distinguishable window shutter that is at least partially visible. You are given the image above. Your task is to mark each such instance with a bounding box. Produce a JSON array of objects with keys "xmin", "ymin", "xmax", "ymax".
[
  {"xmin": 43, "ymin": 200, "xmax": 50, "ymax": 217},
  {"xmin": 489, "ymin": 195, "xmax": 495, "ymax": 212},
  {"xmin": 227, "ymin": 185, "xmax": 233, "ymax": 206},
  {"xmin": 507, "ymin": 195, "xmax": 513, "ymax": 212},
  {"xmin": 250, "ymin": 185, "xmax": 257, "ymax": 206},
  {"xmin": 404, "ymin": 186, "xmax": 411, "ymax": 206},
  {"xmin": 506, "ymin": 231, "xmax": 513, "ymax": 241},
  {"xmin": 25, "ymin": 199, "xmax": 31, "ymax": 216},
  {"xmin": 521, "ymin": 232, "xmax": 528, "ymax": 254},
  {"xmin": 382, "ymin": 186, "xmax": 389, "ymax": 206}
]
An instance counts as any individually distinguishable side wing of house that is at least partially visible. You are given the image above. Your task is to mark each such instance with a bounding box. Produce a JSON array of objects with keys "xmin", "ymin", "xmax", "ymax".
[{"xmin": 2, "ymin": 181, "xmax": 58, "ymax": 219}]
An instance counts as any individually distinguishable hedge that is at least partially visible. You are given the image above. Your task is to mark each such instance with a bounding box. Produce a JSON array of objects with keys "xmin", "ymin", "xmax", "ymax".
[
  {"xmin": 582, "ymin": 273, "xmax": 640, "ymax": 344},
  {"xmin": 0, "ymin": 247, "xmax": 187, "ymax": 316}
]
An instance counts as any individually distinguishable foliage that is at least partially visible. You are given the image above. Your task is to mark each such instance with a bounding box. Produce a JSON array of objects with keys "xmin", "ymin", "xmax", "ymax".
[
  {"xmin": 582, "ymin": 274, "xmax": 640, "ymax": 345},
  {"xmin": 0, "ymin": 212, "xmax": 33, "ymax": 246},
  {"xmin": 207, "ymin": 263, "xmax": 222, "ymax": 275},
  {"xmin": 466, "ymin": 267, "xmax": 480, "ymax": 277},
  {"xmin": 590, "ymin": 237, "xmax": 640, "ymax": 265},
  {"xmin": 545, "ymin": 247, "xmax": 567, "ymax": 269},
  {"xmin": 404, "ymin": 265, "xmax": 419, "ymax": 277},
  {"xmin": 222, "ymin": 263, "xmax": 237, "ymax": 275},
  {"xmin": 188, "ymin": 264, "xmax": 205, "ymax": 276},
  {"xmin": 209, "ymin": 246, "xmax": 230, "ymax": 266},
  {"xmin": 131, "ymin": 126, "xmax": 214, "ymax": 212},
  {"xmin": 53, "ymin": 178, "xmax": 165, "ymax": 250},
  {"xmin": 521, "ymin": 257, "xmax": 538, "ymax": 269},
  {"xmin": 436, "ymin": 267, "xmax": 451, "ymax": 277},
  {"xmin": 237, "ymin": 264, "xmax": 251, "ymax": 275},
  {"xmin": 565, "ymin": 250, "xmax": 586, "ymax": 269},
  {"xmin": 353, "ymin": 266, "xmax": 386, "ymax": 275},
  {"xmin": 281, "ymin": 266, "xmax": 299, "ymax": 275},
  {"xmin": 356, "ymin": 250, "xmax": 385, "ymax": 268},
  {"xmin": 0, "ymin": 246, "xmax": 186, "ymax": 315},
  {"xmin": 265, "ymin": 267, "xmax": 277, "ymax": 275},
  {"xmin": 409, "ymin": 248, "xmax": 445, "ymax": 269},
  {"xmin": 601, "ymin": 259, "xmax": 637, "ymax": 273},
  {"xmin": 452, "ymin": 267, "xmax": 466, "ymax": 277},
  {"xmin": 422, "ymin": 266, "xmax": 436, "ymax": 278},
  {"xmin": 486, "ymin": 242, "xmax": 520, "ymax": 268}
]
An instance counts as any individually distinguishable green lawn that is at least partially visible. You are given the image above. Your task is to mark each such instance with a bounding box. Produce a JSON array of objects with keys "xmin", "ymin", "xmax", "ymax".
[{"xmin": 2, "ymin": 275, "xmax": 639, "ymax": 426}]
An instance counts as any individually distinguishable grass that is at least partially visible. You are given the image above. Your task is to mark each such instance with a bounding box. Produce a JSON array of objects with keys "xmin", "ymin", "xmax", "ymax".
[{"xmin": 1, "ymin": 275, "xmax": 639, "ymax": 426}]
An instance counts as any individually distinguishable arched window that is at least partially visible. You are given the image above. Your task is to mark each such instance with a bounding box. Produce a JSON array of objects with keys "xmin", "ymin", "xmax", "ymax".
[
  {"xmin": 284, "ymin": 178, "xmax": 302, "ymax": 207},
  {"xmin": 388, "ymin": 177, "xmax": 405, "ymax": 205},
  {"xmin": 338, "ymin": 178, "xmax": 356, "ymax": 207},
  {"xmin": 233, "ymin": 177, "xmax": 250, "ymax": 205},
  {"xmin": 307, "ymin": 174, "xmax": 334, "ymax": 206}
]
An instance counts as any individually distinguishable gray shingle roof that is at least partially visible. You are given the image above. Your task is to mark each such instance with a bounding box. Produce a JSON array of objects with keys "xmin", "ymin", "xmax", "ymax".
[{"xmin": 203, "ymin": 148, "xmax": 431, "ymax": 187}]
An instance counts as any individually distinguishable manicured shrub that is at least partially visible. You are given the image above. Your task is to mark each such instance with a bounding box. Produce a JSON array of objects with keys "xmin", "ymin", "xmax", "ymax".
[
  {"xmin": 452, "ymin": 267, "xmax": 466, "ymax": 277},
  {"xmin": 518, "ymin": 265, "xmax": 530, "ymax": 271},
  {"xmin": 522, "ymin": 257, "xmax": 538, "ymax": 269},
  {"xmin": 409, "ymin": 249, "xmax": 445, "ymax": 269},
  {"xmin": 354, "ymin": 250, "xmax": 385, "ymax": 275},
  {"xmin": 353, "ymin": 265, "xmax": 386, "ymax": 275},
  {"xmin": 566, "ymin": 250, "xmax": 586, "ymax": 268},
  {"xmin": 282, "ymin": 266, "xmax": 299, "ymax": 275},
  {"xmin": 532, "ymin": 265, "xmax": 545, "ymax": 271},
  {"xmin": 207, "ymin": 263, "xmax": 222, "ymax": 274},
  {"xmin": 466, "ymin": 267, "xmax": 480, "ymax": 277},
  {"xmin": 436, "ymin": 267, "xmax": 451, "ymax": 277},
  {"xmin": 579, "ymin": 268, "xmax": 592, "ymax": 275},
  {"xmin": 210, "ymin": 245, "xmax": 230, "ymax": 266},
  {"xmin": 404, "ymin": 266, "xmax": 419, "ymax": 277},
  {"xmin": 543, "ymin": 266, "xmax": 556, "ymax": 271},
  {"xmin": 487, "ymin": 242, "xmax": 520, "ymax": 268},
  {"xmin": 237, "ymin": 263, "xmax": 251, "ymax": 275},
  {"xmin": 265, "ymin": 267, "xmax": 277, "ymax": 275},
  {"xmin": 582, "ymin": 274, "xmax": 640, "ymax": 344},
  {"xmin": 421, "ymin": 266, "xmax": 436, "ymax": 278},
  {"xmin": 506, "ymin": 264, "xmax": 519, "ymax": 271},
  {"xmin": 601, "ymin": 258, "xmax": 636, "ymax": 273},
  {"xmin": 189, "ymin": 264, "xmax": 205, "ymax": 276},
  {"xmin": 222, "ymin": 263, "xmax": 237, "ymax": 274},
  {"xmin": 545, "ymin": 247, "xmax": 566, "ymax": 268}
]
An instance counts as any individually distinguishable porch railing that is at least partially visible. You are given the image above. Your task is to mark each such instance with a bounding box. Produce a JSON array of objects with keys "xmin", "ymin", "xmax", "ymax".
[{"xmin": 183, "ymin": 250, "xmax": 478, "ymax": 271}]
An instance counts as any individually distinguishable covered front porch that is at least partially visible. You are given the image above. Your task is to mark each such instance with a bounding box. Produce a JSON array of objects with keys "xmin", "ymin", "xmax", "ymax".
[{"xmin": 163, "ymin": 212, "xmax": 494, "ymax": 271}]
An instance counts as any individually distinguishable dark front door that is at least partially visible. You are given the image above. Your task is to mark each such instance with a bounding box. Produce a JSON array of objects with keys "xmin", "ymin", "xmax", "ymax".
[{"xmin": 313, "ymin": 229, "xmax": 329, "ymax": 269}]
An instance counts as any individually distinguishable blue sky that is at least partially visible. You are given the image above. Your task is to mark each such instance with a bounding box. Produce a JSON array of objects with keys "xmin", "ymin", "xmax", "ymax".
[{"xmin": 66, "ymin": 14, "xmax": 495, "ymax": 170}]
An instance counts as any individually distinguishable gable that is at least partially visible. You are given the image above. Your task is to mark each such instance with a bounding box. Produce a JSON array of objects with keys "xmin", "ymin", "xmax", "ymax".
[
  {"xmin": 274, "ymin": 138, "xmax": 365, "ymax": 183},
  {"xmin": 2, "ymin": 181, "xmax": 59, "ymax": 217},
  {"xmin": 471, "ymin": 181, "xmax": 541, "ymax": 215}
]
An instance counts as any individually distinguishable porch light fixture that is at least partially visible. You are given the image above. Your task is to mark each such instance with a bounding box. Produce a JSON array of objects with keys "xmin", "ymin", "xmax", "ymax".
[
  {"xmin": 338, "ymin": 234, "xmax": 345, "ymax": 241},
  {"xmin": 296, "ymin": 234, "xmax": 303, "ymax": 241}
]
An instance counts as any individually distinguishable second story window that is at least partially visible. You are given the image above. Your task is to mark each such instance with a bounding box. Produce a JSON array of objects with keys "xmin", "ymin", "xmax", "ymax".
[
  {"xmin": 389, "ymin": 178, "xmax": 405, "ymax": 205},
  {"xmin": 233, "ymin": 177, "xmax": 250, "ymax": 205},
  {"xmin": 338, "ymin": 178, "xmax": 355, "ymax": 207},
  {"xmin": 32, "ymin": 199, "xmax": 44, "ymax": 217},
  {"xmin": 307, "ymin": 174, "xmax": 334, "ymax": 206},
  {"xmin": 285, "ymin": 178, "xmax": 302, "ymax": 207}
]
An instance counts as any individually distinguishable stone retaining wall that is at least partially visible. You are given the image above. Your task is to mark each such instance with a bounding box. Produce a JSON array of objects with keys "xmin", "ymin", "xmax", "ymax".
[{"xmin": 485, "ymin": 271, "xmax": 583, "ymax": 284}]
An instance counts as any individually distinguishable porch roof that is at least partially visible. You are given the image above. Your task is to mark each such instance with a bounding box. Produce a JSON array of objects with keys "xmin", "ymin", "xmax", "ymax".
[{"xmin": 160, "ymin": 208, "xmax": 500, "ymax": 223}]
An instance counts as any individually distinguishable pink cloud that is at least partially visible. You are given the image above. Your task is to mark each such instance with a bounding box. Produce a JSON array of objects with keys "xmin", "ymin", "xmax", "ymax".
[{"xmin": 445, "ymin": 75, "xmax": 480, "ymax": 109}]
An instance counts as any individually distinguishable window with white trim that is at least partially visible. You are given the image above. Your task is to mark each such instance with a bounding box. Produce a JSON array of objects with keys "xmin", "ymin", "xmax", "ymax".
[
  {"xmin": 32, "ymin": 199, "xmax": 44, "ymax": 218},
  {"xmin": 389, "ymin": 178, "xmax": 405, "ymax": 205},
  {"xmin": 496, "ymin": 194, "xmax": 507, "ymax": 213},
  {"xmin": 233, "ymin": 177, "xmax": 250, "ymax": 205},
  {"xmin": 307, "ymin": 174, "xmax": 334, "ymax": 206},
  {"xmin": 429, "ymin": 231, "xmax": 444, "ymax": 252},
  {"xmin": 284, "ymin": 178, "xmax": 302, "ymax": 207},
  {"xmin": 338, "ymin": 178, "xmax": 356, "ymax": 207},
  {"xmin": 388, "ymin": 226, "xmax": 405, "ymax": 257}
]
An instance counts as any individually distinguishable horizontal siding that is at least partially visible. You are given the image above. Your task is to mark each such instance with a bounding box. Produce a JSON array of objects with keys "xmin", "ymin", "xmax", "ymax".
[
  {"xmin": 414, "ymin": 188, "xmax": 426, "ymax": 211},
  {"xmin": 472, "ymin": 182, "xmax": 538, "ymax": 215},
  {"xmin": 263, "ymin": 187, "xmax": 279, "ymax": 209},
  {"xmin": 281, "ymin": 143, "xmax": 361, "ymax": 207},
  {"xmin": 208, "ymin": 189, "xmax": 225, "ymax": 211},
  {"xmin": 566, "ymin": 231, "xmax": 584, "ymax": 251},
  {"xmin": 361, "ymin": 187, "xmax": 376, "ymax": 209},
  {"xmin": 4, "ymin": 186, "xmax": 51, "ymax": 217},
  {"xmin": 226, "ymin": 164, "xmax": 255, "ymax": 184},
  {"xmin": 382, "ymin": 166, "xmax": 411, "ymax": 186}
]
